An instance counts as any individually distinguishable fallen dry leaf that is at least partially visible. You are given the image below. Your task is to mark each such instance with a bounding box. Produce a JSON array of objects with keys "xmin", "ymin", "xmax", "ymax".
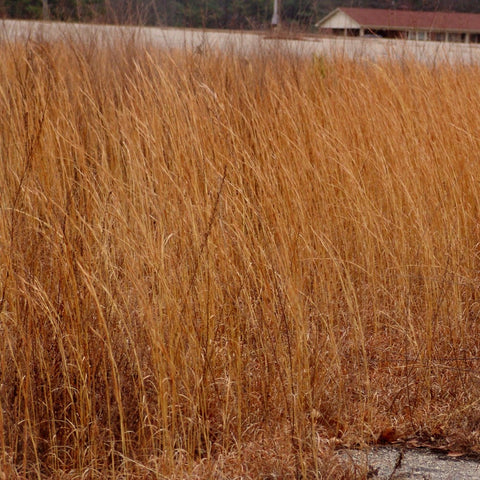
[
  {"xmin": 447, "ymin": 452, "xmax": 465, "ymax": 457},
  {"xmin": 378, "ymin": 427, "xmax": 398, "ymax": 444}
]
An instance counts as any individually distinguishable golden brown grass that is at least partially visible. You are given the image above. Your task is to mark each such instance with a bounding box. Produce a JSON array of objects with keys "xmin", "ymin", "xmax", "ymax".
[{"xmin": 1, "ymin": 34, "xmax": 480, "ymax": 478}]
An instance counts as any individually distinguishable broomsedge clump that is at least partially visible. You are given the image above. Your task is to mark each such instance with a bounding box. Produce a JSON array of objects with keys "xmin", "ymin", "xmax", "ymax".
[{"xmin": 1, "ymin": 32, "xmax": 480, "ymax": 479}]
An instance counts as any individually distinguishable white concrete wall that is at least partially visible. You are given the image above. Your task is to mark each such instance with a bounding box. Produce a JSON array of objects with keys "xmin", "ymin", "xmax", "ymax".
[{"xmin": 2, "ymin": 20, "xmax": 480, "ymax": 64}]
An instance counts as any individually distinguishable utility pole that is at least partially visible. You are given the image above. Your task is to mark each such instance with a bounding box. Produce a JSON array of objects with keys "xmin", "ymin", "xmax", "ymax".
[
  {"xmin": 272, "ymin": 0, "xmax": 280, "ymax": 28},
  {"xmin": 42, "ymin": 0, "xmax": 49, "ymax": 20}
]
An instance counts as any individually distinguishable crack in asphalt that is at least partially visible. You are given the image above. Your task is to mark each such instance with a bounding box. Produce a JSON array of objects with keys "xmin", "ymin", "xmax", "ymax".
[{"xmin": 388, "ymin": 449, "xmax": 404, "ymax": 480}]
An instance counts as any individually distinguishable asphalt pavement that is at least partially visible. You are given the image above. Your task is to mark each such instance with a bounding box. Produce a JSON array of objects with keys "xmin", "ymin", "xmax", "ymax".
[{"xmin": 339, "ymin": 447, "xmax": 480, "ymax": 479}]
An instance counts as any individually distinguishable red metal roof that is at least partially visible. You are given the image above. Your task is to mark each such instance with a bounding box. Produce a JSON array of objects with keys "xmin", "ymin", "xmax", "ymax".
[{"xmin": 338, "ymin": 7, "xmax": 480, "ymax": 32}]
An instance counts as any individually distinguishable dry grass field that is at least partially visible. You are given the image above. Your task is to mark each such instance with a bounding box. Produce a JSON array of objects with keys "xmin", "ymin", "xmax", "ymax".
[{"xmin": 1, "ymin": 33, "xmax": 480, "ymax": 479}]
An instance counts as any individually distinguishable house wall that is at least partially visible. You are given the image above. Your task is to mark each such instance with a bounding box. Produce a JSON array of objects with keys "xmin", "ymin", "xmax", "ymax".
[
  {"xmin": 405, "ymin": 30, "xmax": 478, "ymax": 42},
  {"xmin": 319, "ymin": 10, "xmax": 360, "ymax": 30},
  {"xmin": 318, "ymin": 10, "xmax": 480, "ymax": 44}
]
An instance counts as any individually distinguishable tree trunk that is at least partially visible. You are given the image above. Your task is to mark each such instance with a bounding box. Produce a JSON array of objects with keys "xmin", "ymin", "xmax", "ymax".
[{"xmin": 42, "ymin": 0, "xmax": 49, "ymax": 20}]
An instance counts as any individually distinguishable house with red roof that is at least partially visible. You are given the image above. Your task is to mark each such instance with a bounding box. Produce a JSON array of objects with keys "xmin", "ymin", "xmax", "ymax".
[{"xmin": 315, "ymin": 7, "xmax": 480, "ymax": 43}]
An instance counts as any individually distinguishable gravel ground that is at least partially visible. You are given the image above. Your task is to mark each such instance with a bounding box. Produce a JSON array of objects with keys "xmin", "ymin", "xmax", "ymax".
[{"xmin": 2, "ymin": 19, "xmax": 480, "ymax": 63}]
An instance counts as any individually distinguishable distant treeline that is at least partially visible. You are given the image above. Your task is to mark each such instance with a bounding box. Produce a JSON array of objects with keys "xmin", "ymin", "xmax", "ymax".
[{"xmin": 2, "ymin": 0, "xmax": 480, "ymax": 29}]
